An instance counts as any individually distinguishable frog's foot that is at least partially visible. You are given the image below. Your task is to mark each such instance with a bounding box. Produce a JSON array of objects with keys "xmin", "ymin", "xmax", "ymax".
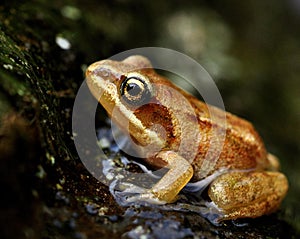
[
  {"xmin": 208, "ymin": 171, "xmax": 289, "ymax": 221},
  {"xmin": 109, "ymin": 150, "xmax": 194, "ymax": 206},
  {"xmin": 120, "ymin": 190, "xmax": 167, "ymax": 205},
  {"xmin": 109, "ymin": 180, "xmax": 167, "ymax": 205}
]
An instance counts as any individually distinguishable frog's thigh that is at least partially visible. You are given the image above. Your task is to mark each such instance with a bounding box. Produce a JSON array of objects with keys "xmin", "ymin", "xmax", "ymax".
[
  {"xmin": 150, "ymin": 151, "xmax": 193, "ymax": 203},
  {"xmin": 208, "ymin": 171, "xmax": 288, "ymax": 220}
]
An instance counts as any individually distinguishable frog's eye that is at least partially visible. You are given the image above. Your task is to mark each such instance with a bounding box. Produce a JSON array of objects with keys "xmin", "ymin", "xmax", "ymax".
[{"xmin": 120, "ymin": 75, "xmax": 152, "ymax": 106}]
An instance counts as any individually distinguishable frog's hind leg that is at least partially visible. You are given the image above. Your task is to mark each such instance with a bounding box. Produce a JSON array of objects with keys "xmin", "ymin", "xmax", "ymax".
[
  {"xmin": 266, "ymin": 153, "xmax": 281, "ymax": 171},
  {"xmin": 208, "ymin": 171, "xmax": 288, "ymax": 221}
]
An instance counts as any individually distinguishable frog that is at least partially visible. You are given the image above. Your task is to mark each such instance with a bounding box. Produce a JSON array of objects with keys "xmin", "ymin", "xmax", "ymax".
[{"xmin": 85, "ymin": 55, "xmax": 288, "ymax": 221}]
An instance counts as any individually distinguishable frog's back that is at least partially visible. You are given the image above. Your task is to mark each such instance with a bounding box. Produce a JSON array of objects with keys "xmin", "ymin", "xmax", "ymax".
[
  {"xmin": 146, "ymin": 75, "xmax": 270, "ymax": 180},
  {"xmin": 188, "ymin": 96, "xmax": 269, "ymax": 180}
]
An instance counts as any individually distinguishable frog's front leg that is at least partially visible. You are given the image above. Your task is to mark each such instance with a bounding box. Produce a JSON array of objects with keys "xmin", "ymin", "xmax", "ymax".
[
  {"xmin": 127, "ymin": 151, "xmax": 194, "ymax": 204},
  {"xmin": 208, "ymin": 171, "xmax": 289, "ymax": 221},
  {"xmin": 150, "ymin": 151, "xmax": 194, "ymax": 202}
]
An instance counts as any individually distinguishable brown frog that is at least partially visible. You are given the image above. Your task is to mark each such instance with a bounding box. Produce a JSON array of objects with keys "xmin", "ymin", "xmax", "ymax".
[{"xmin": 85, "ymin": 55, "xmax": 288, "ymax": 221}]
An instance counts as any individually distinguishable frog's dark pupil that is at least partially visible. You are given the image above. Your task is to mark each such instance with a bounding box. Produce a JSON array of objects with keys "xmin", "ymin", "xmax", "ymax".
[
  {"xmin": 127, "ymin": 83, "xmax": 141, "ymax": 96},
  {"xmin": 120, "ymin": 76, "xmax": 152, "ymax": 106}
]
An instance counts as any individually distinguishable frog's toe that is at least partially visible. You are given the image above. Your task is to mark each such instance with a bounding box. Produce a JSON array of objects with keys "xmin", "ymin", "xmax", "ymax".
[
  {"xmin": 117, "ymin": 182, "xmax": 147, "ymax": 194},
  {"xmin": 114, "ymin": 189, "xmax": 165, "ymax": 205},
  {"xmin": 125, "ymin": 192, "xmax": 166, "ymax": 204},
  {"xmin": 109, "ymin": 181, "xmax": 165, "ymax": 205}
]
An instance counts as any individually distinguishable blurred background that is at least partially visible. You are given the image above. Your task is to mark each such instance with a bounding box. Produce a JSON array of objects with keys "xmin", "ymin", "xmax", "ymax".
[
  {"xmin": 73, "ymin": 0, "xmax": 300, "ymax": 224},
  {"xmin": 1, "ymin": 0, "xmax": 300, "ymax": 238}
]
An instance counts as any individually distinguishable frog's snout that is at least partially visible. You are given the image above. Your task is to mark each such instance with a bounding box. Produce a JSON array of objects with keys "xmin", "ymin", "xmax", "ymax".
[{"xmin": 86, "ymin": 61, "xmax": 112, "ymax": 80}]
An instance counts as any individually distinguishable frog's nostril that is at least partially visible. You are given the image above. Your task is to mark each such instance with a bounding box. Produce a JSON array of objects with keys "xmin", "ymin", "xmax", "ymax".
[
  {"xmin": 98, "ymin": 68, "xmax": 110, "ymax": 77},
  {"xmin": 88, "ymin": 67, "xmax": 111, "ymax": 80}
]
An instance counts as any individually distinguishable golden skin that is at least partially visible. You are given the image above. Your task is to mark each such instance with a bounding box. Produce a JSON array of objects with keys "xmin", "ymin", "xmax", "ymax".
[{"xmin": 86, "ymin": 55, "xmax": 288, "ymax": 221}]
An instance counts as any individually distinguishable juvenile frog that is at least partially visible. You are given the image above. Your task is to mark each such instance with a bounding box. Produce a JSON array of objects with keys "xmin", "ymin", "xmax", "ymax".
[{"xmin": 85, "ymin": 55, "xmax": 288, "ymax": 221}]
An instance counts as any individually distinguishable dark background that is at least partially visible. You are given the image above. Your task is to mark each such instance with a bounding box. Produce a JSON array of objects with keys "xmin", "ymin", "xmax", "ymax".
[{"xmin": 0, "ymin": 0, "xmax": 299, "ymax": 238}]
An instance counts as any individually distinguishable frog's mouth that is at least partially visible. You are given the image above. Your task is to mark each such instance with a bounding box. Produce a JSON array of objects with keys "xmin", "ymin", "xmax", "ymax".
[{"xmin": 87, "ymin": 63, "xmax": 167, "ymax": 154}]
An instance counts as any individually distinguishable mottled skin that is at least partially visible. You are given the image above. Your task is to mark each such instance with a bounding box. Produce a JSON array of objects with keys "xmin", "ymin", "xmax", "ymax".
[{"xmin": 86, "ymin": 55, "xmax": 288, "ymax": 221}]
